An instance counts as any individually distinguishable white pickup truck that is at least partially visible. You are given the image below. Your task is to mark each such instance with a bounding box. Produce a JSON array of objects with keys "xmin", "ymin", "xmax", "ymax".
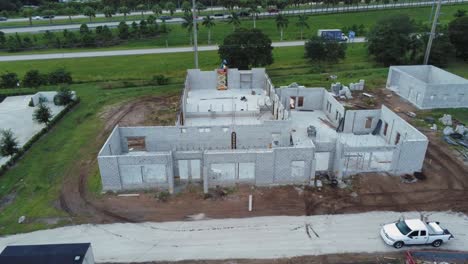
[{"xmin": 380, "ymin": 219, "xmax": 454, "ymax": 249}]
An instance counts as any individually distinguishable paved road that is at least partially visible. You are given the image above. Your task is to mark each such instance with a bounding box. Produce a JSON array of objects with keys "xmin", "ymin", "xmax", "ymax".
[
  {"xmin": 1, "ymin": 0, "xmax": 466, "ymax": 34},
  {"xmin": 0, "ymin": 211, "xmax": 466, "ymax": 262},
  {"xmin": 0, "ymin": 38, "xmax": 365, "ymax": 62},
  {"xmin": 0, "ymin": 7, "xmax": 225, "ymax": 23}
]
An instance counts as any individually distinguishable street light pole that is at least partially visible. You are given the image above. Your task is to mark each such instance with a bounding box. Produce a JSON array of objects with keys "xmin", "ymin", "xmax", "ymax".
[
  {"xmin": 424, "ymin": 0, "xmax": 442, "ymax": 65},
  {"xmin": 192, "ymin": 0, "xmax": 199, "ymax": 68}
]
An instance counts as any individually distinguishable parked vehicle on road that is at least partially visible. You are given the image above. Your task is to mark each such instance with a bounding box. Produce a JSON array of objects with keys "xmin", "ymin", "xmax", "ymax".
[
  {"xmin": 33, "ymin": 16, "xmax": 42, "ymax": 20},
  {"xmin": 238, "ymin": 11, "xmax": 250, "ymax": 17},
  {"xmin": 42, "ymin": 15, "xmax": 55, "ymax": 19},
  {"xmin": 160, "ymin": 16, "xmax": 172, "ymax": 21},
  {"xmin": 213, "ymin": 13, "xmax": 225, "ymax": 17},
  {"xmin": 0, "ymin": 17, "xmax": 7, "ymax": 21},
  {"xmin": 380, "ymin": 219, "xmax": 454, "ymax": 249},
  {"xmin": 317, "ymin": 29, "xmax": 348, "ymax": 41}
]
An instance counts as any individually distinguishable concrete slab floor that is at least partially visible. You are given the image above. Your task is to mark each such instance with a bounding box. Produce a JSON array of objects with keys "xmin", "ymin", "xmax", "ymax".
[
  {"xmin": 186, "ymin": 88, "xmax": 268, "ymax": 114},
  {"xmin": 0, "ymin": 95, "xmax": 65, "ymax": 166}
]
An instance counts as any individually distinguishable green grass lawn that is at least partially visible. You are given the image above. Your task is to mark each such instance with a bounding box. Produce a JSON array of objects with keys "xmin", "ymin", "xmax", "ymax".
[
  {"xmin": 1, "ymin": 3, "xmax": 467, "ymax": 55},
  {"xmin": 0, "ymin": 43, "xmax": 467, "ymax": 235}
]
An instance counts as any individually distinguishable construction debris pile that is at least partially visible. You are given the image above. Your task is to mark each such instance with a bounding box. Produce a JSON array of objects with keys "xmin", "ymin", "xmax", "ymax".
[
  {"xmin": 330, "ymin": 80, "xmax": 365, "ymax": 100},
  {"xmin": 426, "ymin": 114, "xmax": 468, "ymax": 161}
]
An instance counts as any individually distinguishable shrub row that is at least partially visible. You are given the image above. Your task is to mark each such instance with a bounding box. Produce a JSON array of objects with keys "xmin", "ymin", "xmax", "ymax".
[
  {"xmin": 0, "ymin": 68, "xmax": 73, "ymax": 89},
  {"xmin": 0, "ymin": 97, "xmax": 81, "ymax": 177}
]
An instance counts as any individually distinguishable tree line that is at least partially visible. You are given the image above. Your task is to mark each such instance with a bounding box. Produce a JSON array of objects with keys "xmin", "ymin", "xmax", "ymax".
[
  {"xmin": 1, "ymin": 68, "xmax": 72, "ymax": 89},
  {"xmin": 0, "ymin": 17, "xmax": 167, "ymax": 52}
]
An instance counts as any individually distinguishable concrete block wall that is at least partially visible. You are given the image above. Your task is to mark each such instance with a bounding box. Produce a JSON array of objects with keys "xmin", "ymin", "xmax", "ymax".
[
  {"xmin": 273, "ymin": 147, "xmax": 314, "ymax": 184},
  {"xmin": 187, "ymin": 69, "xmax": 217, "ymax": 90},
  {"xmin": 387, "ymin": 66, "xmax": 468, "ymax": 109},
  {"xmin": 98, "ymin": 126, "xmax": 122, "ymax": 156},
  {"xmin": 277, "ymin": 87, "xmax": 325, "ymax": 111},
  {"xmin": 117, "ymin": 122, "xmax": 292, "ymax": 153},
  {"xmin": 322, "ymin": 92, "xmax": 345, "ymax": 127},
  {"xmin": 227, "ymin": 69, "xmax": 241, "ymax": 89},
  {"xmin": 391, "ymin": 139, "xmax": 428, "ymax": 174},
  {"xmin": 98, "ymin": 152, "xmax": 174, "ymax": 192},
  {"xmin": 420, "ymin": 84, "xmax": 468, "ymax": 109},
  {"xmin": 343, "ymin": 109, "xmax": 381, "ymax": 134}
]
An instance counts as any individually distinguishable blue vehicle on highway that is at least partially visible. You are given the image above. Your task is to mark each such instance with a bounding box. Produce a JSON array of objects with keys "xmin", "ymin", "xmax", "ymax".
[{"xmin": 317, "ymin": 29, "xmax": 348, "ymax": 41}]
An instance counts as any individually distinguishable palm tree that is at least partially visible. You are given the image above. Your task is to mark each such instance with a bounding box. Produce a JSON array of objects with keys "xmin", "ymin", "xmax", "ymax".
[
  {"xmin": 165, "ymin": 2, "xmax": 176, "ymax": 15},
  {"xmin": 152, "ymin": 4, "xmax": 163, "ymax": 19},
  {"xmin": 295, "ymin": 15, "xmax": 309, "ymax": 40},
  {"xmin": 22, "ymin": 8, "xmax": 34, "ymax": 26},
  {"xmin": 248, "ymin": 4, "xmax": 260, "ymax": 28},
  {"xmin": 202, "ymin": 15, "xmax": 215, "ymax": 44},
  {"xmin": 42, "ymin": 9, "xmax": 55, "ymax": 24},
  {"xmin": 136, "ymin": 4, "xmax": 146, "ymax": 19},
  {"xmin": 227, "ymin": 12, "xmax": 241, "ymax": 31},
  {"xmin": 118, "ymin": 6, "xmax": 130, "ymax": 21},
  {"xmin": 181, "ymin": 12, "xmax": 195, "ymax": 44},
  {"xmin": 63, "ymin": 7, "xmax": 76, "ymax": 23},
  {"xmin": 275, "ymin": 14, "xmax": 289, "ymax": 41},
  {"xmin": 103, "ymin": 6, "xmax": 115, "ymax": 21},
  {"xmin": 181, "ymin": 1, "xmax": 191, "ymax": 13},
  {"xmin": 83, "ymin": 6, "xmax": 96, "ymax": 22}
]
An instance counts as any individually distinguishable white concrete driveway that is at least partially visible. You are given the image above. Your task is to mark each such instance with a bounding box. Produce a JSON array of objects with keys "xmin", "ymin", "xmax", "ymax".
[{"xmin": 0, "ymin": 211, "xmax": 467, "ymax": 263}]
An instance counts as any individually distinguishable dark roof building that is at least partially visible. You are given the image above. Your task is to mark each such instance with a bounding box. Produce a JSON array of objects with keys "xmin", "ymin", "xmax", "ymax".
[{"xmin": 0, "ymin": 243, "xmax": 94, "ymax": 264}]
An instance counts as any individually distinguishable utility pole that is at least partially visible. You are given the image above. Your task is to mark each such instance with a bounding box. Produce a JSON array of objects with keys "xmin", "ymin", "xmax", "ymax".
[
  {"xmin": 192, "ymin": 0, "xmax": 199, "ymax": 68},
  {"xmin": 424, "ymin": 0, "xmax": 442, "ymax": 65}
]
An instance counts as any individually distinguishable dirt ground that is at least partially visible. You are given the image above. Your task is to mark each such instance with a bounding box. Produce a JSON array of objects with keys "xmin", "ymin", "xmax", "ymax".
[
  {"xmin": 104, "ymin": 252, "xmax": 404, "ymax": 264},
  {"xmin": 58, "ymin": 89, "xmax": 468, "ymax": 226}
]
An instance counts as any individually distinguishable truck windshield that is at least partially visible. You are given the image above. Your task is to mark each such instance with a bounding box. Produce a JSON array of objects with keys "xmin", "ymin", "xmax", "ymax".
[{"xmin": 396, "ymin": 221, "xmax": 412, "ymax": 235}]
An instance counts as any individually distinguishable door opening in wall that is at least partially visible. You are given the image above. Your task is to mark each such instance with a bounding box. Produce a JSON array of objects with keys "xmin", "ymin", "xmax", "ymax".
[
  {"xmin": 365, "ymin": 117, "xmax": 373, "ymax": 129},
  {"xmin": 298, "ymin": 96, "xmax": 304, "ymax": 107},
  {"xmin": 383, "ymin": 122, "xmax": 388, "ymax": 136},
  {"xmin": 290, "ymin": 97, "xmax": 296, "ymax": 109}
]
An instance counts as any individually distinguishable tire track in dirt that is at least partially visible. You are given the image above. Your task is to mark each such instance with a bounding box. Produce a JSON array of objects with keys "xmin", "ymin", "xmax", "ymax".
[{"xmin": 60, "ymin": 95, "xmax": 178, "ymax": 224}]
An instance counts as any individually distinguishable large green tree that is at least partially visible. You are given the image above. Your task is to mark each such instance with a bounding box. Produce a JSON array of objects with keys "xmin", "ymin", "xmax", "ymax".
[
  {"xmin": 448, "ymin": 16, "xmax": 468, "ymax": 60},
  {"xmin": 33, "ymin": 103, "xmax": 52, "ymax": 125},
  {"xmin": 367, "ymin": 14, "xmax": 415, "ymax": 66},
  {"xmin": 305, "ymin": 36, "xmax": 347, "ymax": 63},
  {"xmin": 218, "ymin": 28, "xmax": 274, "ymax": 70},
  {"xmin": 0, "ymin": 129, "xmax": 19, "ymax": 157}
]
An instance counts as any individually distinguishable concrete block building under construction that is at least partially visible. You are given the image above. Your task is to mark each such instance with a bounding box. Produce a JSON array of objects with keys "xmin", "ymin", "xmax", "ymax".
[{"xmin": 98, "ymin": 68, "xmax": 428, "ymax": 193}]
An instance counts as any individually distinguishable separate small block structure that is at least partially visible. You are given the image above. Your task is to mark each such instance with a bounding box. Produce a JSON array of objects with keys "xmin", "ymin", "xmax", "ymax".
[
  {"xmin": 98, "ymin": 68, "xmax": 428, "ymax": 193},
  {"xmin": 0, "ymin": 243, "xmax": 94, "ymax": 264},
  {"xmin": 387, "ymin": 65, "xmax": 468, "ymax": 109}
]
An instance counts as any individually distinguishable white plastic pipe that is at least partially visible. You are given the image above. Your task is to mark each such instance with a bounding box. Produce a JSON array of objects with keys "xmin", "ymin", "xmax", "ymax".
[{"xmin": 248, "ymin": 194, "xmax": 253, "ymax": 212}]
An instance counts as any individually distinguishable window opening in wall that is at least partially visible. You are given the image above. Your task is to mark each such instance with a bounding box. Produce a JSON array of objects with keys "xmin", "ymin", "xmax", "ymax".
[
  {"xmin": 127, "ymin": 137, "xmax": 146, "ymax": 151},
  {"xmin": 395, "ymin": 132, "xmax": 401, "ymax": 145},
  {"xmin": 290, "ymin": 97, "xmax": 296, "ymax": 109},
  {"xmin": 327, "ymin": 101, "xmax": 331, "ymax": 113},
  {"xmin": 335, "ymin": 110, "xmax": 339, "ymax": 120},
  {"xmin": 365, "ymin": 117, "xmax": 373, "ymax": 129},
  {"xmin": 298, "ymin": 96, "xmax": 304, "ymax": 107},
  {"xmin": 383, "ymin": 122, "xmax": 388, "ymax": 136}
]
